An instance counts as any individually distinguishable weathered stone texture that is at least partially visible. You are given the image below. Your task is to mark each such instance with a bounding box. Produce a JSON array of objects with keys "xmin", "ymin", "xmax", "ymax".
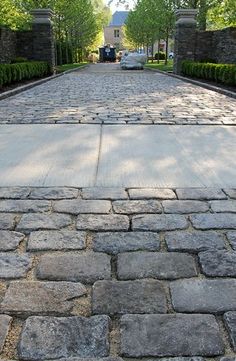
[
  {"xmin": 227, "ymin": 231, "xmax": 236, "ymax": 250},
  {"xmin": 176, "ymin": 188, "xmax": 226, "ymax": 200},
  {"xmin": 0, "ymin": 253, "xmax": 31, "ymax": 279},
  {"xmin": 0, "ymin": 315, "xmax": 12, "ymax": 352},
  {"xmin": 224, "ymin": 312, "xmax": 236, "ymax": 351},
  {"xmin": 163, "ymin": 200, "xmax": 209, "ymax": 213},
  {"xmin": 0, "ymin": 231, "xmax": 25, "ymax": 251},
  {"xmin": 1, "ymin": 281, "xmax": 86, "ymax": 315},
  {"xmin": 29, "ymin": 187, "xmax": 78, "ymax": 199},
  {"xmin": 128, "ymin": 188, "xmax": 176, "ymax": 199},
  {"xmin": 0, "ymin": 200, "xmax": 51, "ymax": 213},
  {"xmin": 53, "ymin": 200, "xmax": 111, "ymax": 214},
  {"xmin": 210, "ymin": 200, "xmax": 236, "ymax": 213},
  {"xmin": 0, "ymin": 214, "xmax": 16, "ymax": 230},
  {"xmin": 0, "ymin": 187, "xmax": 30, "ymax": 199},
  {"xmin": 17, "ymin": 213, "xmax": 72, "ymax": 232},
  {"xmin": 27, "ymin": 231, "xmax": 86, "ymax": 251},
  {"xmin": 77, "ymin": 215, "xmax": 129, "ymax": 231},
  {"xmin": 113, "ymin": 200, "xmax": 162, "ymax": 214},
  {"xmin": 18, "ymin": 315, "xmax": 110, "ymax": 360},
  {"xmin": 120, "ymin": 314, "xmax": 224, "ymax": 356},
  {"xmin": 165, "ymin": 231, "xmax": 225, "ymax": 253},
  {"xmin": 224, "ymin": 189, "xmax": 236, "ymax": 199},
  {"xmin": 82, "ymin": 188, "xmax": 127, "ymax": 200},
  {"xmin": 132, "ymin": 214, "xmax": 188, "ymax": 231},
  {"xmin": 117, "ymin": 252, "xmax": 197, "ymax": 280},
  {"xmin": 191, "ymin": 213, "xmax": 236, "ymax": 229},
  {"xmin": 93, "ymin": 232, "xmax": 160, "ymax": 254},
  {"xmin": 199, "ymin": 250, "xmax": 236, "ymax": 277},
  {"xmin": 37, "ymin": 253, "xmax": 111, "ymax": 283},
  {"xmin": 92, "ymin": 280, "xmax": 167, "ymax": 315},
  {"xmin": 170, "ymin": 279, "xmax": 236, "ymax": 313}
]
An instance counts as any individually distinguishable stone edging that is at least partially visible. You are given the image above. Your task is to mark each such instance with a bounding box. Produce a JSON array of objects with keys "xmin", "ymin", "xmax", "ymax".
[
  {"xmin": 0, "ymin": 64, "xmax": 89, "ymax": 101},
  {"xmin": 145, "ymin": 67, "xmax": 236, "ymax": 100}
]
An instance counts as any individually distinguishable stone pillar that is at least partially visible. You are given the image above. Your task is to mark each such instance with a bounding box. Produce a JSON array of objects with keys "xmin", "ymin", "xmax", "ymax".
[
  {"xmin": 31, "ymin": 9, "xmax": 55, "ymax": 72},
  {"xmin": 173, "ymin": 9, "xmax": 198, "ymax": 75}
]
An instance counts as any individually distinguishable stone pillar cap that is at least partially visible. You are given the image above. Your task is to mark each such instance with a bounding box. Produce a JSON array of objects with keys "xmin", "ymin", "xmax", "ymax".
[
  {"xmin": 31, "ymin": 9, "xmax": 54, "ymax": 24},
  {"xmin": 175, "ymin": 9, "xmax": 198, "ymax": 24}
]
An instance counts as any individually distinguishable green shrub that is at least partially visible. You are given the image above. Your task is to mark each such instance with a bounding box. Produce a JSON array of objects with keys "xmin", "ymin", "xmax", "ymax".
[
  {"xmin": 181, "ymin": 61, "xmax": 236, "ymax": 86},
  {"xmin": 0, "ymin": 61, "xmax": 51, "ymax": 87},
  {"xmin": 155, "ymin": 51, "xmax": 166, "ymax": 60},
  {"xmin": 11, "ymin": 57, "xmax": 28, "ymax": 63}
]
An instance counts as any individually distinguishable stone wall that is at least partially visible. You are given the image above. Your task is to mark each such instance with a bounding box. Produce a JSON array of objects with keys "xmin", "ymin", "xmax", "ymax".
[
  {"xmin": 0, "ymin": 9, "xmax": 55, "ymax": 70},
  {"xmin": 0, "ymin": 27, "xmax": 16, "ymax": 63},
  {"xmin": 196, "ymin": 27, "xmax": 236, "ymax": 64},
  {"xmin": 174, "ymin": 10, "xmax": 236, "ymax": 74}
]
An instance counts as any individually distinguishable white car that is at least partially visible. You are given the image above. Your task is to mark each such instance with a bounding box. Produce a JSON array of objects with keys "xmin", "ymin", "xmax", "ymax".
[{"xmin": 169, "ymin": 52, "xmax": 174, "ymax": 59}]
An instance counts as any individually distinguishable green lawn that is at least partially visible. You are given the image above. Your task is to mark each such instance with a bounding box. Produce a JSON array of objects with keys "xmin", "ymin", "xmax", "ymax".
[
  {"xmin": 145, "ymin": 60, "xmax": 173, "ymax": 72},
  {"xmin": 56, "ymin": 62, "xmax": 87, "ymax": 73}
]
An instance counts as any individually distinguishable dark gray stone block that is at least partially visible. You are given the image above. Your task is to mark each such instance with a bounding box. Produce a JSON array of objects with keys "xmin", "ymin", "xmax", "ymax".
[
  {"xmin": 199, "ymin": 250, "xmax": 236, "ymax": 276},
  {"xmin": 0, "ymin": 253, "xmax": 31, "ymax": 279},
  {"xmin": 120, "ymin": 314, "xmax": 224, "ymax": 356},
  {"xmin": 132, "ymin": 214, "xmax": 188, "ymax": 231},
  {"xmin": 0, "ymin": 315, "xmax": 12, "ymax": 352},
  {"xmin": 93, "ymin": 232, "xmax": 160, "ymax": 254},
  {"xmin": 224, "ymin": 312, "xmax": 236, "ymax": 351},
  {"xmin": 0, "ymin": 231, "xmax": 25, "ymax": 251},
  {"xmin": 163, "ymin": 200, "xmax": 209, "ymax": 213},
  {"xmin": 18, "ymin": 315, "xmax": 110, "ymax": 360},
  {"xmin": 53, "ymin": 200, "xmax": 111, "ymax": 214},
  {"xmin": 27, "ymin": 231, "xmax": 86, "ymax": 251},
  {"xmin": 176, "ymin": 188, "xmax": 226, "ymax": 200},
  {"xmin": 92, "ymin": 280, "xmax": 167, "ymax": 315},
  {"xmin": 17, "ymin": 213, "xmax": 72, "ymax": 233},
  {"xmin": 29, "ymin": 187, "xmax": 78, "ymax": 199},
  {"xmin": 170, "ymin": 279, "xmax": 236, "ymax": 313},
  {"xmin": 117, "ymin": 252, "xmax": 197, "ymax": 280},
  {"xmin": 191, "ymin": 213, "xmax": 236, "ymax": 229}
]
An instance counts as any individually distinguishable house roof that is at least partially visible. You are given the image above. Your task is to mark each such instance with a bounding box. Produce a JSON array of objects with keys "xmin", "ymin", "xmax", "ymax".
[{"xmin": 109, "ymin": 11, "xmax": 129, "ymax": 26}]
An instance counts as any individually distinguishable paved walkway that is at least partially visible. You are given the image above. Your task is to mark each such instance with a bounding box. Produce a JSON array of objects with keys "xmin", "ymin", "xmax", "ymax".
[{"xmin": 0, "ymin": 64, "xmax": 236, "ymax": 361}]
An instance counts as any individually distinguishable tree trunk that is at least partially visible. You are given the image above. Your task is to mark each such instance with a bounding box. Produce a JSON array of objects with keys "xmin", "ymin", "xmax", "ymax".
[{"xmin": 165, "ymin": 30, "xmax": 169, "ymax": 66}]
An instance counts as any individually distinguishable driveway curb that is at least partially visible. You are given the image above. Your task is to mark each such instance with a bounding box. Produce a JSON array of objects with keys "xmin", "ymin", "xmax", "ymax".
[
  {"xmin": 0, "ymin": 64, "xmax": 89, "ymax": 101},
  {"xmin": 145, "ymin": 67, "xmax": 236, "ymax": 100}
]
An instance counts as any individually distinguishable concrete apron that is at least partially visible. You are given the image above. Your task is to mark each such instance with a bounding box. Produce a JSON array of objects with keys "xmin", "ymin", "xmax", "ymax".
[{"xmin": 0, "ymin": 124, "xmax": 235, "ymax": 187}]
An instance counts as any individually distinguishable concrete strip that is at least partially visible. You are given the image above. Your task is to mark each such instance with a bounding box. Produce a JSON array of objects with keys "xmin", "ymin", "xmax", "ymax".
[{"xmin": 0, "ymin": 124, "xmax": 100, "ymax": 186}]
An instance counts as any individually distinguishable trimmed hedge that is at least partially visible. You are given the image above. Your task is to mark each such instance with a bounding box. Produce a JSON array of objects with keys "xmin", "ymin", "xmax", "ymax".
[
  {"xmin": 155, "ymin": 51, "xmax": 166, "ymax": 60},
  {"xmin": 0, "ymin": 61, "xmax": 51, "ymax": 87},
  {"xmin": 181, "ymin": 61, "xmax": 236, "ymax": 86}
]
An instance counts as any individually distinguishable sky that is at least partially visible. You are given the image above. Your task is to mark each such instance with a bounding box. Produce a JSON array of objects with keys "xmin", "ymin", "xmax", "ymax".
[{"xmin": 105, "ymin": 0, "xmax": 134, "ymax": 13}]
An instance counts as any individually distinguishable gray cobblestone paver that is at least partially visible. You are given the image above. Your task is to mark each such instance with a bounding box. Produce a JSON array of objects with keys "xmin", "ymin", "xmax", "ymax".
[
  {"xmin": 0, "ymin": 187, "xmax": 235, "ymax": 360},
  {"xmin": 0, "ymin": 315, "xmax": 12, "ymax": 352},
  {"xmin": 0, "ymin": 65, "xmax": 236, "ymax": 125}
]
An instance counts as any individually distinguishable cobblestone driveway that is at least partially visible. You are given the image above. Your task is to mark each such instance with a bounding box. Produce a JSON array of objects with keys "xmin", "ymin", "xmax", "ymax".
[
  {"xmin": 0, "ymin": 187, "xmax": 236, "ymax": 360},
  {"xmin": 0, "ymin": 64, "xmax": 236, "ymax": 361},
  {"xmin": 0, "ymin": 63, "xmax": 236, "ymax": 125}
]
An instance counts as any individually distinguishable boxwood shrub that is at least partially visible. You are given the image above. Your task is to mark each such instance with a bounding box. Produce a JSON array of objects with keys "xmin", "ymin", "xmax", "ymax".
[
  {"xmin": 181, "ymin": 61, "xmax": 236, "ymax": 86},
  {"xmin": 0, "ymin": 61, "xmax": 51, "ymax": 87}
]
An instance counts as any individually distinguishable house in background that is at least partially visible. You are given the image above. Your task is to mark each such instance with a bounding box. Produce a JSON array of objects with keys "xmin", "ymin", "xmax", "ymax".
[{"xmin": 104, "ymin": 11, "xmax": 129, "ymax": 51}]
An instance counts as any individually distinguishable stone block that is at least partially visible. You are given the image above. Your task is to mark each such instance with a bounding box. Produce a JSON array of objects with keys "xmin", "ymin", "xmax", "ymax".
[
  {"xmin": 210, "ymin": 200, "xmax": 236, "ymax": 213},
  {"xmin": 82, "ymin": 188, "xmax": 127, "ymax": 200},
  {"xmin": 0, "ymin": 200, "xmax": 50, "ymax": 213},
  {"xmin": 0, "ymin": 214, "xmax": 15, "ymax": 230},
  {"xmin": 93, "ymin": 232, "xmax": 160, "ymax": 254},
  {"xmin": 0, "ymin": 187, "xmax": 30, "ymax": 199},
  {"xmin": 29, "ymin": 187, "xmax": 78, "ymax": 199},
  {"xmin": 0, "ymin": 253, "xmax": 31, "ymax": 279},
  {"xmin": 163, "ymin": 200, "xmax": 209, "ymax": 213},
  {"xmin": 176, "ymin": 188, "xmax": 226, "ymax": 200},
  {"xmin": 191, "ymin": 213, "xmax": 236, "ymax": 229},
  {"xmin": 1, "ymin": 281, "xmax": 86, "ymax": 315},
  {"xmin": 132, "ymin": 214, "xmax": 188, "ymax": 231},
  {"xmin": 199, "ymin": 250, "xmax": 236, "ymax": 276},
  {"xmin": 120, "ymin": 314, "xmax": 224, "ymax": 356},
  {"xmin": 92, "ymin": 280, "xmax": 167, "ymax": 315},
  {"xmin": 224, "ymin": 312, "xmax": 236, "ymax": 351},
  {"xmin": 0, "ymin": 231, "xmax": 25, "ymax": 251},
  {"xmin": 128, "ymin": 188, "xmax": 176, "ymax": 199},
  {"xmin": 27, "ymin": 231, "xmax": 86, "ymax": 251},
  {"xmin": 18, "ymin": 315, "xmax": 110, "ymax": 360},
  {"xmin": 165, "ymin": 231, "xmax": 225, "ymax": 253},
  {"xmin": 227, "ymin": 231, "xmax": 236, "ymax": 250},
  {"xmin": 117, "ymin": 252, "xmax": 197, "ymax": 280},
  {"xmin": 17, "ymin": 213, "xmax": 72, "ymax": 233},
  {"xmin": 37, "ymin": 253, "xmax": 111, "ymax": 283},
  {"xmin": 113, "ymin": 200, "xmax": 162, "ymax": 214},
  {"xmin": 77, "ymin": 215, "xmax": 129, "ymax": 231},
  {"xmin": 53, "ymin": 200, "xmax": 111, "ymax": 214},
  {"xmin": 170, "ymin": 279, "xmax": 236, "ymax": 313}
]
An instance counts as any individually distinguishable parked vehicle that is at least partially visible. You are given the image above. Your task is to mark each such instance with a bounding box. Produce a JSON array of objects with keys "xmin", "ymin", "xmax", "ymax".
[
  {"xmin": 99, "ymin": 45, "xmax": 116, "ymax": 62},
  {"xmin": 169, "ymin": 52, "xmax": 174, "ymax": 59}
]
